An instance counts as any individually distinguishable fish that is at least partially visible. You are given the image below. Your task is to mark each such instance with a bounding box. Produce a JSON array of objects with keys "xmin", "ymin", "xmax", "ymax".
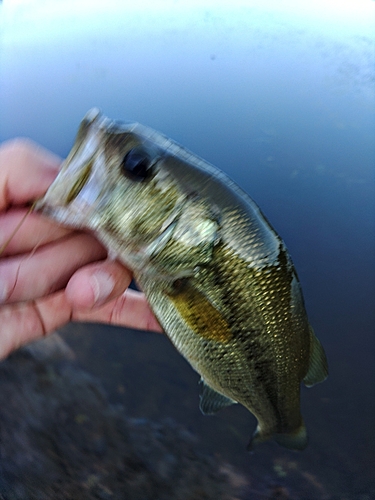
[{"xmin": 35, "ymin": 109, "xmax": 328, "ymax": 450}]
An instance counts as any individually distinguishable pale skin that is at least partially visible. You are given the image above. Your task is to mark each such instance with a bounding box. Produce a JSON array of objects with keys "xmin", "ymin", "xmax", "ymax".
[{"xmin": 0, "ymin": 138, "xmax": 162, "ymax": 360}]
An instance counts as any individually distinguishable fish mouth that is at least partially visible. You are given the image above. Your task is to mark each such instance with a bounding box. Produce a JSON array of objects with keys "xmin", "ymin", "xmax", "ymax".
[
  {"xmin": 33, "ymin": 157, "xmax": 94, "ymax": 213},
  {"xmin": 65, "ymin": 159, "xmax": 93, "ymax": 204},
  {"xmin": 34, "ymin": 110, "xmax": 105, "ymax": 215},
  {"xmin": 32, "ymin": 154, "xmax": 100, "ymax": 230}
]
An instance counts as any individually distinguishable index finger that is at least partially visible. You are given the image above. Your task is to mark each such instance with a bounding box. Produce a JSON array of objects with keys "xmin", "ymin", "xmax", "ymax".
[{"xmin": 0, "ymin": 138, "xmax": 61, "ymax": 210}]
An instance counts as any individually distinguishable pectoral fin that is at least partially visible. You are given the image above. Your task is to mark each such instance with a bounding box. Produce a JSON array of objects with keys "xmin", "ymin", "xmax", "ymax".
[
  {"xmin": 303, "ymin": 326, "xmax": 329, "ymax": 387},
  {"xmin": 168, "ymin": 280, "xmax": 233, "ymax": 343},
  {"xmin": 199, "ymin": 380, "xmax": 237, "ymax": 415}
]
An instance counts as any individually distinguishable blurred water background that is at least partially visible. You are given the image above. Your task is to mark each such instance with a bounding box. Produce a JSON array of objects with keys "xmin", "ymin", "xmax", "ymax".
[{"xmin": 1, "ymin": 1, "xmax": 374, "ymax": 498}]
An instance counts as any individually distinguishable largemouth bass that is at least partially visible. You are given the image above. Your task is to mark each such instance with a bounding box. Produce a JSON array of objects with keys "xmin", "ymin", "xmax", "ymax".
[{"xmin": 35, "ymin": 109, "xmax": 328, "ymax": 450}]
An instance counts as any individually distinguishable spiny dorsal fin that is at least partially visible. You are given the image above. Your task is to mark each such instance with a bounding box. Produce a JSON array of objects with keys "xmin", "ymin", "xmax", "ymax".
[
  {"xmin": 199, "ymin": 380, "xmax": 237, "ymax": 415},
  {"xmin": 303, "ymin": 326, "xmax": 329, "ymax": 387}
]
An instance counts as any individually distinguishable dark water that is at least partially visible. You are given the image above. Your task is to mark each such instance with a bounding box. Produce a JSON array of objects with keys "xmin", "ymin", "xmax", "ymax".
[{"xmin": 1, "ymin": 2, "xmax": 374, "ymax": 498}]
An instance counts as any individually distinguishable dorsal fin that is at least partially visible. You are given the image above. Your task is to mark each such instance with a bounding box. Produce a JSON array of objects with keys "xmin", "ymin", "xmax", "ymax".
[{"xmin": 303, "ymin": 326, "xmax": 328, "ymax": 387}]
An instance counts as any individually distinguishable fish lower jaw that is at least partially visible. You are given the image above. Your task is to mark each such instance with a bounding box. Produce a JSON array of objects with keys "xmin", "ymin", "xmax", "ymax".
[{"xmin": 37, "ymin": 204, "xmax": 93, "ymax": 230}]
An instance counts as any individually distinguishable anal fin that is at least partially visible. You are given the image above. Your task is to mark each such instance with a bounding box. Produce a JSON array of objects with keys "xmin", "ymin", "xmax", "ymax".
[{"xmin": 199, "ymin": 380, "xmax": 237, "ymax": 415}]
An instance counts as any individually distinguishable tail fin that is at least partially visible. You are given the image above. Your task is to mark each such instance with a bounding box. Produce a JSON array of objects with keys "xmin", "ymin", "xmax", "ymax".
[
  {"xmin": 246, "ymin": 426, "xmax": 270, "ymax": 451},
  {"xmin": 274, "ymin": 422, "xmax": 308, "ymax": 450},
  {"xmin": 247, "ymin": 421, "xmax": 308, "ymax": 451}
]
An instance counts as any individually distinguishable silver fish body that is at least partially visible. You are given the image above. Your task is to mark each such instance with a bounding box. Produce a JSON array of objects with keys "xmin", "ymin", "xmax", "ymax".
[{"xmin": 36, "ymin": 109, "xmax": 328, "ymax": 450}]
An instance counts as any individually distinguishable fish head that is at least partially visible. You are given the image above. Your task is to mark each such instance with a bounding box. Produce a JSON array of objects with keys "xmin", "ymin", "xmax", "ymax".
[{"xmin": 35, "ymin": 109, "xmax": 219, "ymax": 274}]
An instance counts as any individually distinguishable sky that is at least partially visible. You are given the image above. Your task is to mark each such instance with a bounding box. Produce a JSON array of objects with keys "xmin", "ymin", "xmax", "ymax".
[{"xmin": 1, "ymin": 0, "xmax": 374, "ymax": 48}]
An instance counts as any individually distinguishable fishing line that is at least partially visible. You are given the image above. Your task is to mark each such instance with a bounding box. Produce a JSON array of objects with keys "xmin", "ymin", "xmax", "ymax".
[
  {"xmin": 0, "ymin": 201, "xmax": 49, "ymax": 301},
  {"xmin": 0, "ymin": 202, "xmax": 37, "ymax": 257}
]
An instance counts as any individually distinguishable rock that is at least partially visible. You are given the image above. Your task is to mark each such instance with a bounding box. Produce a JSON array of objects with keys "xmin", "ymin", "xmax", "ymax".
[{"xmin": 0, "ymin": 334, "xmax": 243, "ymax": 500}]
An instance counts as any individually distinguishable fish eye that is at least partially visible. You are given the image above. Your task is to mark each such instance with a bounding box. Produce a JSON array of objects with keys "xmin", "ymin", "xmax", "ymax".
[{"xmin": 120, "ymin": 147, "xmax": 153, "ymax": 182}]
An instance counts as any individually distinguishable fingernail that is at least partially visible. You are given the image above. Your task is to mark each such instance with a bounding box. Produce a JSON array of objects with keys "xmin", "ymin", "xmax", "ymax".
[{"xmin": 89, "ymin": 271, "xmax": 115, "ymax": 305}]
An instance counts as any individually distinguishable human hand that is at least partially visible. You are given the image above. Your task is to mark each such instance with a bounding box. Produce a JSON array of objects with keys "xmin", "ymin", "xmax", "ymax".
[{"xmin": 0, "ymin": 139, "xmax": 162, "ymax": 360}]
